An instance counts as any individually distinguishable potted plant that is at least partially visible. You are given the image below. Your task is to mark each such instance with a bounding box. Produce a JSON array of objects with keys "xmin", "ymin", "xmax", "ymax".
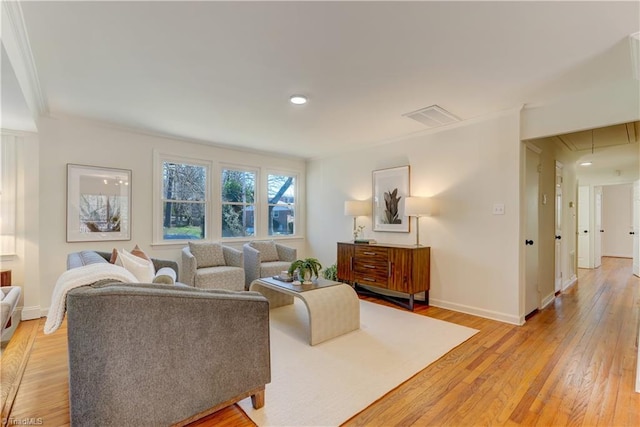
[
  {"xmin": 322, "ymin": 263, "xmax": 338, "ymax": 281},
  {"xmin": 288, "ymin": 258, "xmax": 322, "ymax": 284}
]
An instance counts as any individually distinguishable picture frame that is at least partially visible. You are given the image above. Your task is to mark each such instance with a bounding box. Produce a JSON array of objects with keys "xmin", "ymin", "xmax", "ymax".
[
  {"xmin": 67, "ymin": 164, "xmax": 131, "ymax": 242},
  {"xmin": 372, "ymin": 165, "xmax": 410, "ymax": 232}
]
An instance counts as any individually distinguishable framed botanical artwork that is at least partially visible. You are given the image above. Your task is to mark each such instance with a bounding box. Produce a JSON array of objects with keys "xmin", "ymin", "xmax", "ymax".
[
  {"xmin": 372, "ymin": 165, "xmax": 410, "ymax": 232},
  {"xmin": 67, "ymin": 164, "xmax": 131, "ymax": 242}
]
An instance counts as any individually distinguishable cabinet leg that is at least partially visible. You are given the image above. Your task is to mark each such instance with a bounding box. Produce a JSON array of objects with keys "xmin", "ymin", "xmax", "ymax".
[
  {"xmin": 425, "ymin": 290, "xmax": 429, "ymax": 306},
  {"xmin": 409, "ymin": 294, "xmax": 414, "ymax": 311}
]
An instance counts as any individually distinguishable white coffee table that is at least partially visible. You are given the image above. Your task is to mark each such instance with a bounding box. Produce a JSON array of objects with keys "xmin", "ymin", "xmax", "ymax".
[{"xmin": 249, "ymin": 277, "xmax": 360, "ymax": 345}]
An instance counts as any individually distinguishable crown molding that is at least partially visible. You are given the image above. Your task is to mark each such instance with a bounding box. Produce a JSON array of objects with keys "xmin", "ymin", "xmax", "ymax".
[{"xmin": 1, "ymin": 0, "xmax": 48, "ymax": 116}]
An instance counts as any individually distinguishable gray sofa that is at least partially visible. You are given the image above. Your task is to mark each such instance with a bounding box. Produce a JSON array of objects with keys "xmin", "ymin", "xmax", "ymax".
[
  {"xmin": 67, "ymin": 250, "xmax": 180, "ymax": 280},
  {"xmin": 65, "ymin": 250, "xmax": 271, "ymax": 426}
]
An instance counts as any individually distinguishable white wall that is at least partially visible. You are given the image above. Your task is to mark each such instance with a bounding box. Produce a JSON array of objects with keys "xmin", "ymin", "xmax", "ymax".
[
  {"xmin": 35, "ymin": 116, "xmax": 306, "ymax": 314},
  {"xmin": 521, "ymin": 79, "xmax": 640, "ymax": 141},
  {"xmin": 307, "ymin": 112, "xmax": 523, "ymax": 324}
]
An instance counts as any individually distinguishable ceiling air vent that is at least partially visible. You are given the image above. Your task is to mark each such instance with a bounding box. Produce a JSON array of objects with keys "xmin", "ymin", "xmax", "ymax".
[{"xmin": 402, "ymin": 105, "xmax": 460, "ymax": 128}]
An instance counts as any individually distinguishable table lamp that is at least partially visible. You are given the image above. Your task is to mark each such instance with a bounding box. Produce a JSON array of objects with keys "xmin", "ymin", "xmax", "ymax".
[
  {"xmin": 403, "ymin": 197, "xmax": 432, "ymax": 246},
  {"xmin": 344, "ymin": 200, "xmax": 371, "ymax": 239}
]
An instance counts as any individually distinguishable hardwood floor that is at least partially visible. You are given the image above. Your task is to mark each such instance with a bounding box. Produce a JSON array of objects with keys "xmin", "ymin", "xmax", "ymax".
[{"xmin": 4, "ymin": 257, "xmax": 639, "ymax": 426}]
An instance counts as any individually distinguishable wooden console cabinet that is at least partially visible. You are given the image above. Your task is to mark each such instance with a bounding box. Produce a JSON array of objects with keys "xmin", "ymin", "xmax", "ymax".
[{"xmin": 337, "ymin": 242, "xmax": 430, "ymax": 310}]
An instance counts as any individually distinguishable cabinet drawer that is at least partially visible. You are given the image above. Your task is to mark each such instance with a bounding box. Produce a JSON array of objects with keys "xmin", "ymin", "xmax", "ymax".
[
  {"xmin": 353, "ymin": 272, "xmax": 388, "ymax": 288},
  {"xmin": 353, "ymin": 265, "xmax": 388, "ymax": 284},
  {"xmin": 353, "ymin": 259, "xmax": 388, "ymax": 276},
  {"xmin": 355, "ymin": 246, "xmax": 388, "ymax": 259}
]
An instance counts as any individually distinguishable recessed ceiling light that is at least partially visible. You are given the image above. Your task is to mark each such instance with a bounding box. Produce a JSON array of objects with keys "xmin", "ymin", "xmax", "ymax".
[
  {"xmin": 580, "ymin": 161, "xmax": 593, "ymax": 166},
  {"xmin": 290, "ymin": 95, "xmax": 307, "ymax": 105}
]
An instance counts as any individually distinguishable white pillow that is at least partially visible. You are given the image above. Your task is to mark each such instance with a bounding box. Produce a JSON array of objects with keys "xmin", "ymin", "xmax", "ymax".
[
  {"xmin": 115, "ymin": 249, "xmax": 155, "ymax": 283},
  {"xmin": 153, "ymin": 267, "xmax": 177, "ymax": 285}
]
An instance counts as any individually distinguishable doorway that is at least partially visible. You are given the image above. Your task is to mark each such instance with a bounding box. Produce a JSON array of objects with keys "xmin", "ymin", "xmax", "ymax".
[
  {"xmin": 554, "ymin": 162, "xmax": 563, "ymax": 293},
  {"xmin": 525, "ymin": 145, "xmax": 540, "ymax": 316}
]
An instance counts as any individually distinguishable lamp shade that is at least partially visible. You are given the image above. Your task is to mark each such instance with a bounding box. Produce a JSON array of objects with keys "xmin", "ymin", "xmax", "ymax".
[
  {"xmin": 404, "ymin": 197, "xmax": 432, "ymax": 217},
  {"xmin": 344, "ymin": 200, "xmax": 371, "ymax": 216}
]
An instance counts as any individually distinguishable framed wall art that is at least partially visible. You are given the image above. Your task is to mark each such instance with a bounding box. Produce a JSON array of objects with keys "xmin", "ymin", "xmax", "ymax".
[
  {"xmin": 67, "ymin": 164, "xmax": 131, "ymax": 242},
  {"xmin": 372, "ymin": 165, "xmax": 410, "ymax": 232}
]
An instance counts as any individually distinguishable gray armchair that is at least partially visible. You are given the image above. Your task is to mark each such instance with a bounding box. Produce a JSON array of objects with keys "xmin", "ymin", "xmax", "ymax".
[
  {"xmin": 243, "ymin": 240, "xmax": 297, "ymax": 289},
  {"xmin": 182, "ymin": 242, "xmax": 245, "ymax": 291},
  {"xmin": 1, "ymin": 286, "xmax": 21, "ymax": 339},
  {"xmin": 66, "ymin": 283, "xmax": 270, "ymax": 426}
]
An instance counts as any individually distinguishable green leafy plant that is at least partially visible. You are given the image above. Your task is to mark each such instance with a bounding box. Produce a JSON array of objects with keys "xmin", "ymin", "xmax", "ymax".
[
  {"xmin": 288, "ymin": 258, "xmax": 323, "ymax": 283},
  {"xmin": 322, "ymin": 263, "xmax": 338, "ymax": 281}
]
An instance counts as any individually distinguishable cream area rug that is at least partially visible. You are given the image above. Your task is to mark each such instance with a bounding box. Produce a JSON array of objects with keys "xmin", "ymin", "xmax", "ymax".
[{"xmin": 238, "ymin": 299, "xmax": 478, "ymax": 426}]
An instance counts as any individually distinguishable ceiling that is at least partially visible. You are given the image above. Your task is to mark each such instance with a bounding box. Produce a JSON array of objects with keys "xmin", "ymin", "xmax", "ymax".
[
  {"xmin": 549, "ymin": 121, "xmax": 639, "ymax": 183},
  {"xmin": 5, "ymin": 1, "xmax": 640, "ymax": 158},
  {"xmin": 556, "ymin": 122, "xmax": 638, "ymax": 153}
]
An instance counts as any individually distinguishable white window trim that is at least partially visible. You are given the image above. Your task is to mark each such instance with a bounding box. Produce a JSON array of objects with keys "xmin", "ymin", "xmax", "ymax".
[
  {"xmin": 219, "ymin": 163, "xmax": 260, "ymax": 241},
  {"xmin": 0, "ymin": 134, "xmax": 17, "ymax": 256},
  {"xmin": 265, "ymin": 170, "xmax": 299, "ymax": 238},
  {"xmin": 152, "ymin": 150, "xmax": 212, "ymax": 245}
]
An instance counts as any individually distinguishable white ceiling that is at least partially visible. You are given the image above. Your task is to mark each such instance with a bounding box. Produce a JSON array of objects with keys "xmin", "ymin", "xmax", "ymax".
[{"xmin": 9, "ymin": 1, "xmax": 640, "ymax": 158}]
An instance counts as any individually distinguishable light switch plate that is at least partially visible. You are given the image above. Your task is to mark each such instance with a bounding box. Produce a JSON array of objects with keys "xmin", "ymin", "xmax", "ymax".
[{"xmin": 493, "ymin": 203, "xmax": 505, "ymax": 215}]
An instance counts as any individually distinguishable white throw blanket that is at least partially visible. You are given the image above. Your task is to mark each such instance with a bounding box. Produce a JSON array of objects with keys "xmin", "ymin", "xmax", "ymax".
[{"xmin": 44, "ymin": 263, "xmax": 138, "ymax": 334}]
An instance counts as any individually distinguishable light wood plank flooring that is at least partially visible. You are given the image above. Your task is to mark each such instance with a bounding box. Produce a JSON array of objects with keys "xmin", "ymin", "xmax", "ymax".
[{"xmin": 3, "ymin": 257, "xmax": 639, "ymax": 426}]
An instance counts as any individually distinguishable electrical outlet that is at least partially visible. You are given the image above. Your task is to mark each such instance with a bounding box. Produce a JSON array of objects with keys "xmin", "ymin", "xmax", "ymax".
[{"xmin": 493, "ymin": 203, "xmax": 505, "ymax": 215}]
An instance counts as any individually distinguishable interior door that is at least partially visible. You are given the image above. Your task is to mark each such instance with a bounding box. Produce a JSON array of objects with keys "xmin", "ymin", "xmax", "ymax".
[
  {"xmin": 633, "ymin": 180, "xmax": 639, "ymax": 277},
  {"xmin": 577, "ymin": 186, "xmax": 590, "ymax": 268},
  {"xmin": 602, "ymin": 184, "xmax": 634, "ymax": 258},
  {"xmin": 554, "ymin": 163, "xmax": 563, "ymax": 293},
  {"xmin": 594, "ymin": 186, "xmax": 602, "ymax": 268},
  {"xmin": 525, "ymin": 146, "xmax": 540, "ymax": 316}
]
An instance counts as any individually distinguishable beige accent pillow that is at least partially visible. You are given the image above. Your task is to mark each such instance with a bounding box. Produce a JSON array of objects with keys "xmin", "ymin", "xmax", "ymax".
[
  {"xmin": 250, "ymin": 240, "xmax": 279, "ymax": 262},
  {"xmin": 110, "ymin": 244, "xmax": 151, "ymax": 264},
  {"xmin": 188, "ymin": 242, "xmax": 226, "ymax": 268},
  {"xmin": 130, "ymin": 244, "xmax": 151, "ymax": 261},
  {"xmin": 115, "ymin": 249, "xmax": 155, "ymax": 282}
]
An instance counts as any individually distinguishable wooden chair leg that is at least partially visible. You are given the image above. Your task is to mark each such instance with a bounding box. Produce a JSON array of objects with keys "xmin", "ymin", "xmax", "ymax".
[{"xmin": 251, "ymin": 389, "xmax": 265, "ymax": 409}]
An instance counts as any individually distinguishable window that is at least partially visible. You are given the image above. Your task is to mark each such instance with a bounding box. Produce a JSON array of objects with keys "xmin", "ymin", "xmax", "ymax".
[
  {"xmin": 161, "ymin": 160, "xmax": 208, "ymax": 240},
  {"xmin": 268, "ymin": 173, "xmax": 296, "ymax": 236},
  {"xmin": 0, "ymin": 135, "xmax": 16, "ymax": 255},
  {"xmin": 221, "ymin": 168, "xmax": 256, "ymax": 237}
]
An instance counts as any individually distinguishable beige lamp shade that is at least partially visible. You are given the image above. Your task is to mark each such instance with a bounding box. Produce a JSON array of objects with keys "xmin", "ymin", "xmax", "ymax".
[
  {"xmin": 344, "ymin": 200, "xmax": 371, "ymax": 217},
  {"xmin": 404, "ymin": 197, "xmax": 432, "ymax": 217}
]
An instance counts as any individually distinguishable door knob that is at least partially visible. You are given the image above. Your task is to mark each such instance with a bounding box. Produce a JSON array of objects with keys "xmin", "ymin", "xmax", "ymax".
[
  {"xmin": 555, "ymin": 235, "xmax": 562, "ymax": 240},
  {"xmin": 600, "ymin": 229, "xmax": 604, "ymax": 232},
  {"xmin": 631, "ymin": 231, "xmax": 636, "ymax": 235},
  {"xmin": 583, "ymin": 230, "xmax": 588, "ymax": 233},
  {"xmin": 525, "ymin": 240, "xmax": 534, "ymax": 245}
]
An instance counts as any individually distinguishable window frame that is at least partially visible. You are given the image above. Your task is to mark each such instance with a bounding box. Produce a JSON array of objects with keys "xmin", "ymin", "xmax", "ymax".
[
  {"xmin": 220, "ymin": 164, "xmax": 259, "ymax": 240},
  {"xmin": 153, "ymin": 151, "xmax": 212, "ymax": 245},
  {"xmin": 0, "ymin": 134, "xmax": 17, "ymax": 257},
  {"xmin": 266, "ymin": 169, "xmax": 299, "ymax": 238}
]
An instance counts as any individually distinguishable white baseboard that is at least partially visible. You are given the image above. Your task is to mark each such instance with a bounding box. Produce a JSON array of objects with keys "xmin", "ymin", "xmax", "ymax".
[
  {"xmin": 562, "ymin": 275, "xmax": 578, "ymax": 292},
  {"xmin": 21, "ymin": 305, "xmax": 43, "ymax": 320},
  {"xmin": 541, "ymin": 293, "xmax": 555, "ymax": 310},
  {"xmin": 430, "ymin": 298, "xmax": 522, "ymax": 325}
]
